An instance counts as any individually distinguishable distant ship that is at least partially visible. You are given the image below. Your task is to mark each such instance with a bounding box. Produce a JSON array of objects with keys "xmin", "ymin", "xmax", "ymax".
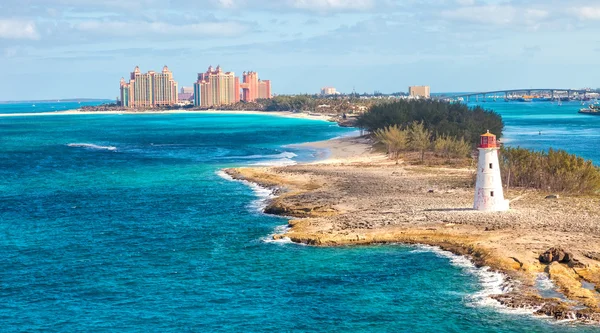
[
  {"xmin": 579, "ymin": 105, "xmax": 600, "ymax": 115},
  {"xmin": 533, "ymin": 97, "xmax": 551, "ymax": 102},
  {"xmin": 517, "ymin": 96, "xmax": 533, "ymax": 102}
]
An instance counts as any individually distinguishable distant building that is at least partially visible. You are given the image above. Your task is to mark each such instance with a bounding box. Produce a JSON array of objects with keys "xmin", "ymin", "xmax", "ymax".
[
  {"xmin": 408, "ymin": 86, "xmax": 431, "ymax": 99},
  {"xmin": 258, "ymin": 80, "xmax": 272, "ymax": 100},
  {"xmin": 178, "ymin": 87, "xmax": 194, "ymax": 101},
  {"xmin": 321, "ymin": 87, "xmax": 338, "ymax": 96},
  {"xmin": 240, "ymin": 71, "xmax": 272, "ymax": 102},
  {"xmin": 194, "ymin": 65, "xmax": 239, "ymax": 108},
  {"xmin": 120, "ymin": 66, "xmax": 178, "ymax": 108},
  {"xmin": 193, "ymin": 66, "xmax": 272, "ymax": 107}
]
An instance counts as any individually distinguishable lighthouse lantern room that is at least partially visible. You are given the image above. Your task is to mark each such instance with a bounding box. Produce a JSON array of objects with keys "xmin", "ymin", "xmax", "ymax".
[{"xmin": 473, "ymin": 131, "xmax": 509, "ymax": 212}]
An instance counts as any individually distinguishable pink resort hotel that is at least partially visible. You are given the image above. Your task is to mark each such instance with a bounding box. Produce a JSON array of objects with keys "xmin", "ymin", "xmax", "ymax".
[
  {"xmin": 193, "ymin": 66, "xmax": 272, "ymax": 108},
  {"xmin": 120, "ymin": 66, "xmax": 178, "ymax": 108},
  {"xmin": 120, "ymin": 65, "xmax": 272, "ymax": 108}
]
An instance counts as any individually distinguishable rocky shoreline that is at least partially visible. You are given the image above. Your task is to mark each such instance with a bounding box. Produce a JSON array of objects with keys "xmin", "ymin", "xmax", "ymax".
[{"xmin": 223, "ymin": 136, "xmax": 600, "ymax": 324}]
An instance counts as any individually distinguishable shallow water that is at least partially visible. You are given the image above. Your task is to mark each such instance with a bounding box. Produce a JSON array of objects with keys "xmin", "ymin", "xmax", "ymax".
[{"xmin": 1, "ymin": 104, "xmax": 600, "ymax": 332}]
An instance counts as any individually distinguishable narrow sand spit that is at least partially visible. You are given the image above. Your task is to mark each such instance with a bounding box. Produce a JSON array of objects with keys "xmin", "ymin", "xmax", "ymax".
[
  {"xmin": 0, "ymin": 109, "xmax": 334, "ymax": 122},
  {"xmin": 225, "ymin": 135, "xmax": 600, "ymax": 323}
]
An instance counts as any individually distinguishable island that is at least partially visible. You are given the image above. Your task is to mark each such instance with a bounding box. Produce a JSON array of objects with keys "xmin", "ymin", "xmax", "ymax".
[{"xmin": 224, "ymin": 100, "xmax": 600, "ymax": 323}]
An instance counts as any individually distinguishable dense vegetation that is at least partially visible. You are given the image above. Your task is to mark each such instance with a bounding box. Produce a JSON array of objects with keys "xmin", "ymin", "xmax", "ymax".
[
  {"xmin": 375, "ymin": 122, "xmax": 472, "ymax": 163},
  {"xmin": 499, "ymin": 147, "xmax": 600, "ymax": 194},
  {"xmin": 218, "ymin": 95, "xmax": 381, "ymax": 114},
  {"xmin": 357, "ymin": 100, "xmax": 504, "ymax": 145}
]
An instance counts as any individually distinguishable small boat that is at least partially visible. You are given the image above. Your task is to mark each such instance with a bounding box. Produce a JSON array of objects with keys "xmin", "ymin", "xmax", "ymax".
[{"xmin": 579, "ymin": 105, "xmax": 600, "ymax": 115}]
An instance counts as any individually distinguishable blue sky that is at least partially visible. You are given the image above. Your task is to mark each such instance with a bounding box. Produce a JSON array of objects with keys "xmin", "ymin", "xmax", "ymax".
[{"xmin": 1, "ymin": 0, "xmax": 600, "ymax": 100}]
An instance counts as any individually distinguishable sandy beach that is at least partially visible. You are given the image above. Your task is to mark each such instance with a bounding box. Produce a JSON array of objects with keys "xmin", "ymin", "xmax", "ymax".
[
  {"xmin": 225, "ymin": 135, "xmax": 600, "ymax": 323},
  {"xmin": 0, "ymin": 109, "xmax": 334, "ymax": 122}
]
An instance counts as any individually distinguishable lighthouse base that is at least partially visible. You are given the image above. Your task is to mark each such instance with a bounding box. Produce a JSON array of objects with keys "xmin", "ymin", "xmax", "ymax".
[{"xmin": 474, "ymin": 199, "xmax": 510, "ymax": 212}]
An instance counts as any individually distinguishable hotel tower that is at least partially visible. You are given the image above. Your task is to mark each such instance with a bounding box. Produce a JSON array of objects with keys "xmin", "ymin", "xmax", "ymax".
[
  {"xmin": 193, "ymin": 66, "xmax": 272, "ymax": 107},
  {"xmin": 120, "ymin": 66, "xmax": 178, "ymax": 108},
  {"xmin": 193, "ymin": 66, "xmax": 240, "ymax": 108}
]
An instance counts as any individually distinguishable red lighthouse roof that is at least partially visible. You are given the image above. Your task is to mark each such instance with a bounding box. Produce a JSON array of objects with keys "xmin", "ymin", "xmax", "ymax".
[{"xmin": 479, "ymin": 130, "xmax": 499, "ymax": 148}]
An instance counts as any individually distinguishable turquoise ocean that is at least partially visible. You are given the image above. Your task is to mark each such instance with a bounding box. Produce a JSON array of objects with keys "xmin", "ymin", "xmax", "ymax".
[{"xmin": 1, "ymin": 102, "xmax": 600, "ymax": 332}]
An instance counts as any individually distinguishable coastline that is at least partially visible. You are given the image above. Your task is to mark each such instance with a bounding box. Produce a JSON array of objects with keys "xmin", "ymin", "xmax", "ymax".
[
  {"xmin": 0, "ymin": 109, "xmax": 334, "ymax": 122},
  {"xmin": 223, "ymin": 135, "xmax": 600, "ymax": 323}
]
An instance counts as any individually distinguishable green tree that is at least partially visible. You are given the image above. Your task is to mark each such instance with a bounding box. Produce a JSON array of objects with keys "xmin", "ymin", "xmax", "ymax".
[
  {"xmin": 356, "ymin": 99, "xmax": 504, "ymax": 145},
  {"xmin": 407, "ymin": 121, "xmax": 431, "ymax": 162},
  {"xmin": 375, "ymin": 125, "xmax": 408, "ymax": 164}
]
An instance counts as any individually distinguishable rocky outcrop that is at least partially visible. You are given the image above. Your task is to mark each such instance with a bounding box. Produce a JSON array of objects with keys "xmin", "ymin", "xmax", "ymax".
[
  {"xmin": 222, "ymin": 152, "xmax": 600, "ymax": 324},
  {"xmin": 265, "ymin": 198, "xmax": 337, "ymax": 218},
  {"xmin": 539, "ymin": 247, "xmax": 573, "ymax": 264},
  {"xmin": 536, "ymin": 303, "xmax": 600, "ymax": 322},
  {"xmin": 492, "ymin": 293, "xmax": 600, "ymax": 322}
]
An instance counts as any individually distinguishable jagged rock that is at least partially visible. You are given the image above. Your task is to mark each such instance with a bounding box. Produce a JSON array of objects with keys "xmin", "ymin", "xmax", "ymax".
[
  {"xmin": 584, "ymin": 251, "xmax": 600, "ymax": 261},
  {"xmin": 491, "ymin": 293, "xmax": 543, "ymax": 309},
  {"xmin": 535, "ymin": 302, "xmax": 573, "ymax": 320},
  {"xmin": 545, "ymin": 194, "xmax": 560, "ymax": 199},
  {"xmin": 539, "ymin": 247, "xmax": 573, "ymax": 264}
]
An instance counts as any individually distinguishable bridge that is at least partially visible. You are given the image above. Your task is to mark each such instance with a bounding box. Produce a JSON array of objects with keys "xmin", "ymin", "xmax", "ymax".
[{"xmin": 443, "ymin": 88, "xmax": 592, "ymax": 101}]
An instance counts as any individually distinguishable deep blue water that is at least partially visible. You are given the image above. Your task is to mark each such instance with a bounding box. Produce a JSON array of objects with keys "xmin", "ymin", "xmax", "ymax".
[
  {"xmin": 1, "ymin": 104, "xmax": 600, "ymax": 332},
  {"xmin": 0, "ymin": 100, "xmax": 112, "ymax": 114}
]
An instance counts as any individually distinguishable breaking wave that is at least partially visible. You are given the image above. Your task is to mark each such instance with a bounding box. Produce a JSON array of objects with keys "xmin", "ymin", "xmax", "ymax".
[
  {"xmin": 411, "ymin": 245, "xmax": 533, "ymax": 315},
  {"xmin": 216, "ymin": 170, "xmax": 275, "ymax": 213},
  {"xmin": 67, "ymin": 143, "xmax": 117, "ymax": 151}
]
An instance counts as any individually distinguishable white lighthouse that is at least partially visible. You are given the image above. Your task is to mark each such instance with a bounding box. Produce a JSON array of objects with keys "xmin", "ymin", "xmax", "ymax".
[{"xmin": 474, "ymin": 131, "xmax": 509, "ymax": 212}]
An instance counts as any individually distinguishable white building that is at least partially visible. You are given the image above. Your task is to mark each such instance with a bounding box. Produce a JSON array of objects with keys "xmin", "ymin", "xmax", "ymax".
[
  {"xmin": 408, "ymin": 86, "xmax": 431, "ymax": 98},
  {"xmin": 473, "ymin": 131, "xmax": 509, "ymax": 212},
  {"xmin": 321, "ymin": 87, "xmax": 338, "ymax": 96}
]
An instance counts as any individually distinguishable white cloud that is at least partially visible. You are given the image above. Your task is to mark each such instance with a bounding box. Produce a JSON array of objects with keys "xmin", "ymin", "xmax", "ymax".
[
  {"xmin": 440, "ymin": 5, "xmax": 549, "ymax": 27},
  {"xmin": 216, "ymin": 0, "xmax": 236, "ymax": 8},
  {"xmin": 74, "ymin": 20, "xmax": 248, "ymax": 38},
  {"xmin": 207, "ymin": 0, "xmax": 375, "ymax": 12},
  {"xmin": 455, "ymin": 0, "xmax": 475, "ymax": 6},
  {"xmin": 289, "ymin": 0, "xmax": 374, "ymax": 11},
  {"xmin": 0, "ymin": 19, "xmax": 40, "ymax": 40},
  {"xmin": 441, "ymin": 5, "xmax": 517, "ymax": 25},
  {"xmin": 571, "ymin": 6, "xmax": 600, "ymax": 20}
]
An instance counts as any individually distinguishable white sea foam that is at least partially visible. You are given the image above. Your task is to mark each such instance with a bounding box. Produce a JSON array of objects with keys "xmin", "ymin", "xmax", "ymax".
[
  {"xmin": 223, "ymin": 152, "xmax": 298, "ymax": 160},
  {"xmin": 250, "ymin": 152, "xmax": 298, "ymax": 166},
  {"xmin": 216, "ymin": 170, "xmax": 275, "ymax": 213},
  {"xmin": 217, "ymin": 170, "xmax": 300, "ymax": 245},
  {"xmin": 246, "ymin": 181, "xmax": 276, "ymax": 212},
  {"xmin": 261, "ymin": 225, "xmax": 301, "ymax": 245},
  {"xmin": 67, "ymin": 143, "xmax": 117, "ymax": 151},
  {"xmin": 411, "ymin": 245, "xmax": 535, "ymax": 315},
  {"xmin": 535, "ymin": 273, "xmax": 568, "ymax": 300},
  {"xmin": 536, "ymin": 273, "xmax": 557, "ymax": 292},
  {"xmin": 216, "ymin": 170, "xmax": 234, "ymax": 181}
]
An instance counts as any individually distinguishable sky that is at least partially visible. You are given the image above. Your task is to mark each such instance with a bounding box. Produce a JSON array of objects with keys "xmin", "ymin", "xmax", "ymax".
[{"xmin": 1, "ymin": 0, "xmax": 600, "ymax": 100}]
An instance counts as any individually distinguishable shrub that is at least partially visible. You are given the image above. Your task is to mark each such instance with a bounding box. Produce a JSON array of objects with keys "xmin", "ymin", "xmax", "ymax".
[
  {"xmin": 407, "ymin": 121, "xmax": 431, "ymax": 162},
  {"xmin": 375, "ymin": 125, "xmax": 408, "ymax": 164},
  {"xmin": 434, "ymin": 135, "xmax": 472, "ymax": 159},
  {"xmin": 499, "ymin": 147, "xmax": 600, "ymax": 194}
]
